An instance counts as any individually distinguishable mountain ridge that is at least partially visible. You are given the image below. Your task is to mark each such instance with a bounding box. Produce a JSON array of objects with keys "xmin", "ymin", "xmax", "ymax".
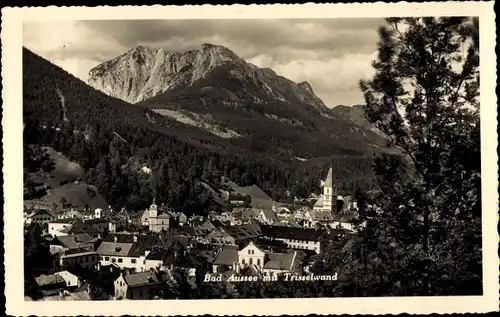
[{"xmin": 88, "ymin": 43, "xmax": 328, "ymax": 110}]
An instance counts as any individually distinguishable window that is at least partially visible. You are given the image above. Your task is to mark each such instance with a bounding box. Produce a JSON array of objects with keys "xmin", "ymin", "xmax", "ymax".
[
  {"xmin": 248, "ymin": 250, "xmax": 251, "ymax": 255},
  {"xmin": 112, "ymin": 258, "xmax": 116, "ymax": 263},
  {"xmin": 131, "ymin": 259, "xmax": 136, "ymax": 264},
  {"xmin": 242, "ymin": 259, "xmax": 245, "ymax": 265},
  {"xmin": 105, "ymin": 256, "xmax": 109, "ymax": 261},
  {"xmin": 257, "ymin": 259, "xmax": 260, "ymax": 266},
  {"xmin": 118, "ymin": 258, "xmax": 123, "ymax": 263},
  {"xmin": 99, "ymin": 256, "xmax": 103, "ymax": 260},
  {"xmin": 250, "ymin": 258, "xmax": 253, "ymax": 265}
]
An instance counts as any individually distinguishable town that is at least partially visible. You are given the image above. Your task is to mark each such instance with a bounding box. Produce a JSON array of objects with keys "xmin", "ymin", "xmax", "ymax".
[{"xmin": 24, "ymin": 167, "xmax": 362, "ymax": 300}]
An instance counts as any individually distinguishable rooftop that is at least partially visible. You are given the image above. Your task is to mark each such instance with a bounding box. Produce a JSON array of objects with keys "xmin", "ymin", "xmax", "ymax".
[
  {"xmin": 96, "ymin": 242, "xmax": 134, "ymax": 256},
  {"xmin": 123, "ymin": 271, "xmax": 162, "ymax": 287},
  {"xmin": 52, "ymin": 233, "xmax": 94, "ymax": 249},
  {"xmin": 263, "ymin": 252, "xmax": 301, "ymax": 271},
  {"xmin": 49, "ymin": 218, "xmax": 77, "ymax": 224},
  {"xmin": 260, "ymin": 225, "xmax": 325, "ymax": 241},
  {"xmin": 34, "ymin": 274, "xmax": 66, "ymax": 287}
]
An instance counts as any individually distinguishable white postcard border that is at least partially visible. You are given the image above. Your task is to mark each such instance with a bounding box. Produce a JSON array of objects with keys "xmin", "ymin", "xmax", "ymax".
[{"xmin": 2, "ymin": 2, "xmax": 498, "ymax": 315}]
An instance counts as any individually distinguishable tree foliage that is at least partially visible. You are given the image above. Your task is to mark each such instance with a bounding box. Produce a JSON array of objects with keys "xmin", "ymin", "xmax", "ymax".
[{"xmin": 353, "ymin": 17, "xmax": 482, "ymax": 295}]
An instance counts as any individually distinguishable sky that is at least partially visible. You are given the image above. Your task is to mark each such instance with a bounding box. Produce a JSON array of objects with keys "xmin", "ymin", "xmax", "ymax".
[{"xmin": 23, "ymin": 18, "xmax": 386, "ymax": 107}]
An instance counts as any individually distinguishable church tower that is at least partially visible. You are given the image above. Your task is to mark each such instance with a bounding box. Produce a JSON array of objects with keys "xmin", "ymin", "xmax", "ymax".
[
  {"xmin": 149, "ymin": 198, "xmax": 158, "ymax": 219},
  {"xmin": 322, "ymin": 167, "xmax": 334, "ymax": 213}
]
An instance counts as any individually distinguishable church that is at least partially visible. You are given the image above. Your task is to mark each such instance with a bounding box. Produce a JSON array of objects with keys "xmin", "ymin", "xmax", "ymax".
[
  {"xmin": 313, "ymin": 167, "xmax": 338, "ymax": 213},
  {"xmin": 140, "ymin": 199, "xmax": 173, "ymax": 232}
]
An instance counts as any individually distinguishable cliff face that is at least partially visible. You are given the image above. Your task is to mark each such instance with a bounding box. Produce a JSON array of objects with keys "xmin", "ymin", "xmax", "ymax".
[{"xmin": 88, "ymin": 43, "xmax": 327, "ymax": 110}]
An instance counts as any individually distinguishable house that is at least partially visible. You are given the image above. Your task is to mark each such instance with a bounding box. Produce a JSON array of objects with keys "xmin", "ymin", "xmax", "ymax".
[
  {"xmin": 212, "ymin": 246, "xmax": 239, "ymax": 273},
  {"xmin": 50, "ymin": 233, "xmax": 98, "ymax": 252},
  {"xmin": 237, "ymin": 241, "xmax": 266, "ymax": 269},
  {"xmin": 96, "ymin": 240, "xmax": 146, "ymax": 273},
  {"xmin": 114, "ymin": 270, "xmax": 165, "ymax": 300},
  {"xmin": 53, "ymin": 249, "xmax": 99, "ymax": 270},
  {"xmin": 302, "ymin": 209, "xmax": 335, "ymax": 228},
  {"xmin": 206, "ymin": 227, "xmax": 237, "ymax": 245},
  {"xmin": 144, "ymin": 248, "xmax": 169, "ymax": 271},
  {"xmin": 24, "ymin": 209, "xmax": 54, "ymax": 225},
  {"xmin": 97, "ymin": 234, "xmax": 163, "ymax": 273},
  {"xmin": 54, "ymin": 270, "xmax": 82, "ymax": 289},
  {"xmin": 41, "ymin": 289, "xmax": 92, "ymax": 301},
  {"xmin": 258, "ymin": 209, "xmax": 277, "ymax": 224},
  {"xmin": 262, "ymin": 251, "xmax": 302, "ymax": 277},
  {"xmin": 48, "ymin": 218, "xmax": 78, "ymax": 236},
  {"xmin": 66, "ymin": 222, "xmax": 103, "ymax": 238},
  {"xmin": 161, "ymin": 244, "xmax": 208, "ymax": 277},
  {"xmin": 34, "ymin": 274, "xmax": 68, "ymax": 297},
  {"xmin": 260, "ymin": 225, "xmax": 324, "ymax": 254},
  {"xmin": 83, "ymin": 218, "xmax": 110, "ymax": 234}
]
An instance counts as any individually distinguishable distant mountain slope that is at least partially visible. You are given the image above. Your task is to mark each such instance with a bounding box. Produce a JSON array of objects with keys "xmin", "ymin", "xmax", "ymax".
[
  {"xmin": 88, "ymin": 43, "xmax": 327, "ymax": 110},
  {"xmin": 138, "ymin": 60, "xmax": 390, "ymax": 157},
  {"xmin": 330, "ymin": 104, "xmax": 389, "ymax": 138}
]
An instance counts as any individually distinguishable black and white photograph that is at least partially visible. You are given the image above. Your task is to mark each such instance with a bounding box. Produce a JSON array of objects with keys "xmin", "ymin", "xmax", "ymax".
[{"xmin": 2, "ymin": 2, "xmax": 498, "ymax": 316}]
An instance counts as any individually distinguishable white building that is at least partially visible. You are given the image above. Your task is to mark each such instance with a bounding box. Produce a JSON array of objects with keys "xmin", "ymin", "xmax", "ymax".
[
  {"xmin": 48, "ymin": 219, "xmax": 77, "ymax": 236},
  {"xmin": 96, "ymin": 238, "xmax": 150, "ymax": 273},
  {"xmin": 25, "ymin": 209, "xmax": 54, "ymax": 225},
  {"xmin": 237, "ymin": 242, "xmax": 265, "ymax": 269}
]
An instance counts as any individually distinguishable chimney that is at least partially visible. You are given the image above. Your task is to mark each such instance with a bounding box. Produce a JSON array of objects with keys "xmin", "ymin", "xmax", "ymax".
[
  {"xmin": 114, "ymin": 236, "xmax": 118, "ymax": 243},
  {"xmin": 133, "ymin": 235, "xmax": 137, "ymax": 242}
]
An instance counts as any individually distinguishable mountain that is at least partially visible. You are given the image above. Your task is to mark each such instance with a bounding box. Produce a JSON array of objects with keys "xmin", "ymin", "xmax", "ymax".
[
  {"xmin": 87, "ymin": 44, "xmax": 391, "ymax": 158},
  {"xmin": 23, "ymin": 47, "xmax": 385, "ymax": 211},
  {"xmin": 88, "ymin": 43, "xmax": 327, "ymax": 110},
  {"xmin": 330, "ymin": 104, "xmax": 387, "ymax": 138}
]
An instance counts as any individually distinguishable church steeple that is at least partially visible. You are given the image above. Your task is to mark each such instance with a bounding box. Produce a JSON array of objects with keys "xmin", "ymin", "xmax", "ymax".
[
  {"xmin": 323, "ymin": 167, "xmax": 334, "ymax": 213},
  {"xmin": 149, "ymin": 198, "xmax": 158, "ymax": 218}
]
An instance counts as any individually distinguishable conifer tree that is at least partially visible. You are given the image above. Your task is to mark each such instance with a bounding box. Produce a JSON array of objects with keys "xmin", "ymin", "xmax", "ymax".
[{"xmin": 355, "ymin": 17, "xmax": 481, "ymax": 295}]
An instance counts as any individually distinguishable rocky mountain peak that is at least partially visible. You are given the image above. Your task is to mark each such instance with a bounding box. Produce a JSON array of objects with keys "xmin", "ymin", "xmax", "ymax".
[
  {"xmin": 88, "ymin": 43, "xmax": 328, "ymax": 109},
  {"xmin": 298, "ymin": 81, "xmax": 314, "ymax": 94}
]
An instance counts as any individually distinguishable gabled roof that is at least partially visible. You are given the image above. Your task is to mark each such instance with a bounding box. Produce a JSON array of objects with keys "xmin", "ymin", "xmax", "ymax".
[
  {"xmin": 162, "ymin": 247, "xmax": 206, "ymax": 268},
  {"xmin": 52, "ymin": 233, "xmax": 93, "ymax": 249},
  {"xmin": 145, "ymin": 248, "xmax": 169, "ymax": 261},
  {"xmin": 260, "ymin": 208, "xmax": 277, "ymax": 221},
  {"xmin": 42, "ymin": 290, "xmax": 92, "ymax": 301},
  {"xmin": 263, "ymin": 252, "xmax": 301, "ymax": 271},
  {"xmin": 311, "ymin": 210, "xmax": 334, "ymax": 221},
  {"xmin": 96, "ymin": 242, "xmax": 134, "ymax": 256},
  {"xmin": 212, "ymin": 246, "xmax": 239, "ymax": 265},
  {"xmin": 123, "ymin": 271, "xmax": 161, "ymax": 287},
  {"xmin": 27, "ymin": 209, "xmax": 53, "ymax": 218},
  {"xmin": 35, "ymin": 274, "xmax": 66, "ymax": 287}
]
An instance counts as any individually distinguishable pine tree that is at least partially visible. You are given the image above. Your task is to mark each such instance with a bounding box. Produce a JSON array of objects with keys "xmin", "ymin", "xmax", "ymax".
[{"xmin": 355, "ymin": 17, "xmax": 481, "ymax": 295}]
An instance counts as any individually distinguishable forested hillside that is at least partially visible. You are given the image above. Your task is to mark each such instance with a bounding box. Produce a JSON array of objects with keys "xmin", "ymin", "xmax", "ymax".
[{"xmin": 23, "ymin": 48, "xmax": 378, "ymax": 213}]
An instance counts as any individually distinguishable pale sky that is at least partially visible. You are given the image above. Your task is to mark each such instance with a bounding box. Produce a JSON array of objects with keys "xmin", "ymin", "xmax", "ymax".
[{"xmin": 23, "ymin": 18, "xmax": 385, "ymax": 107}]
